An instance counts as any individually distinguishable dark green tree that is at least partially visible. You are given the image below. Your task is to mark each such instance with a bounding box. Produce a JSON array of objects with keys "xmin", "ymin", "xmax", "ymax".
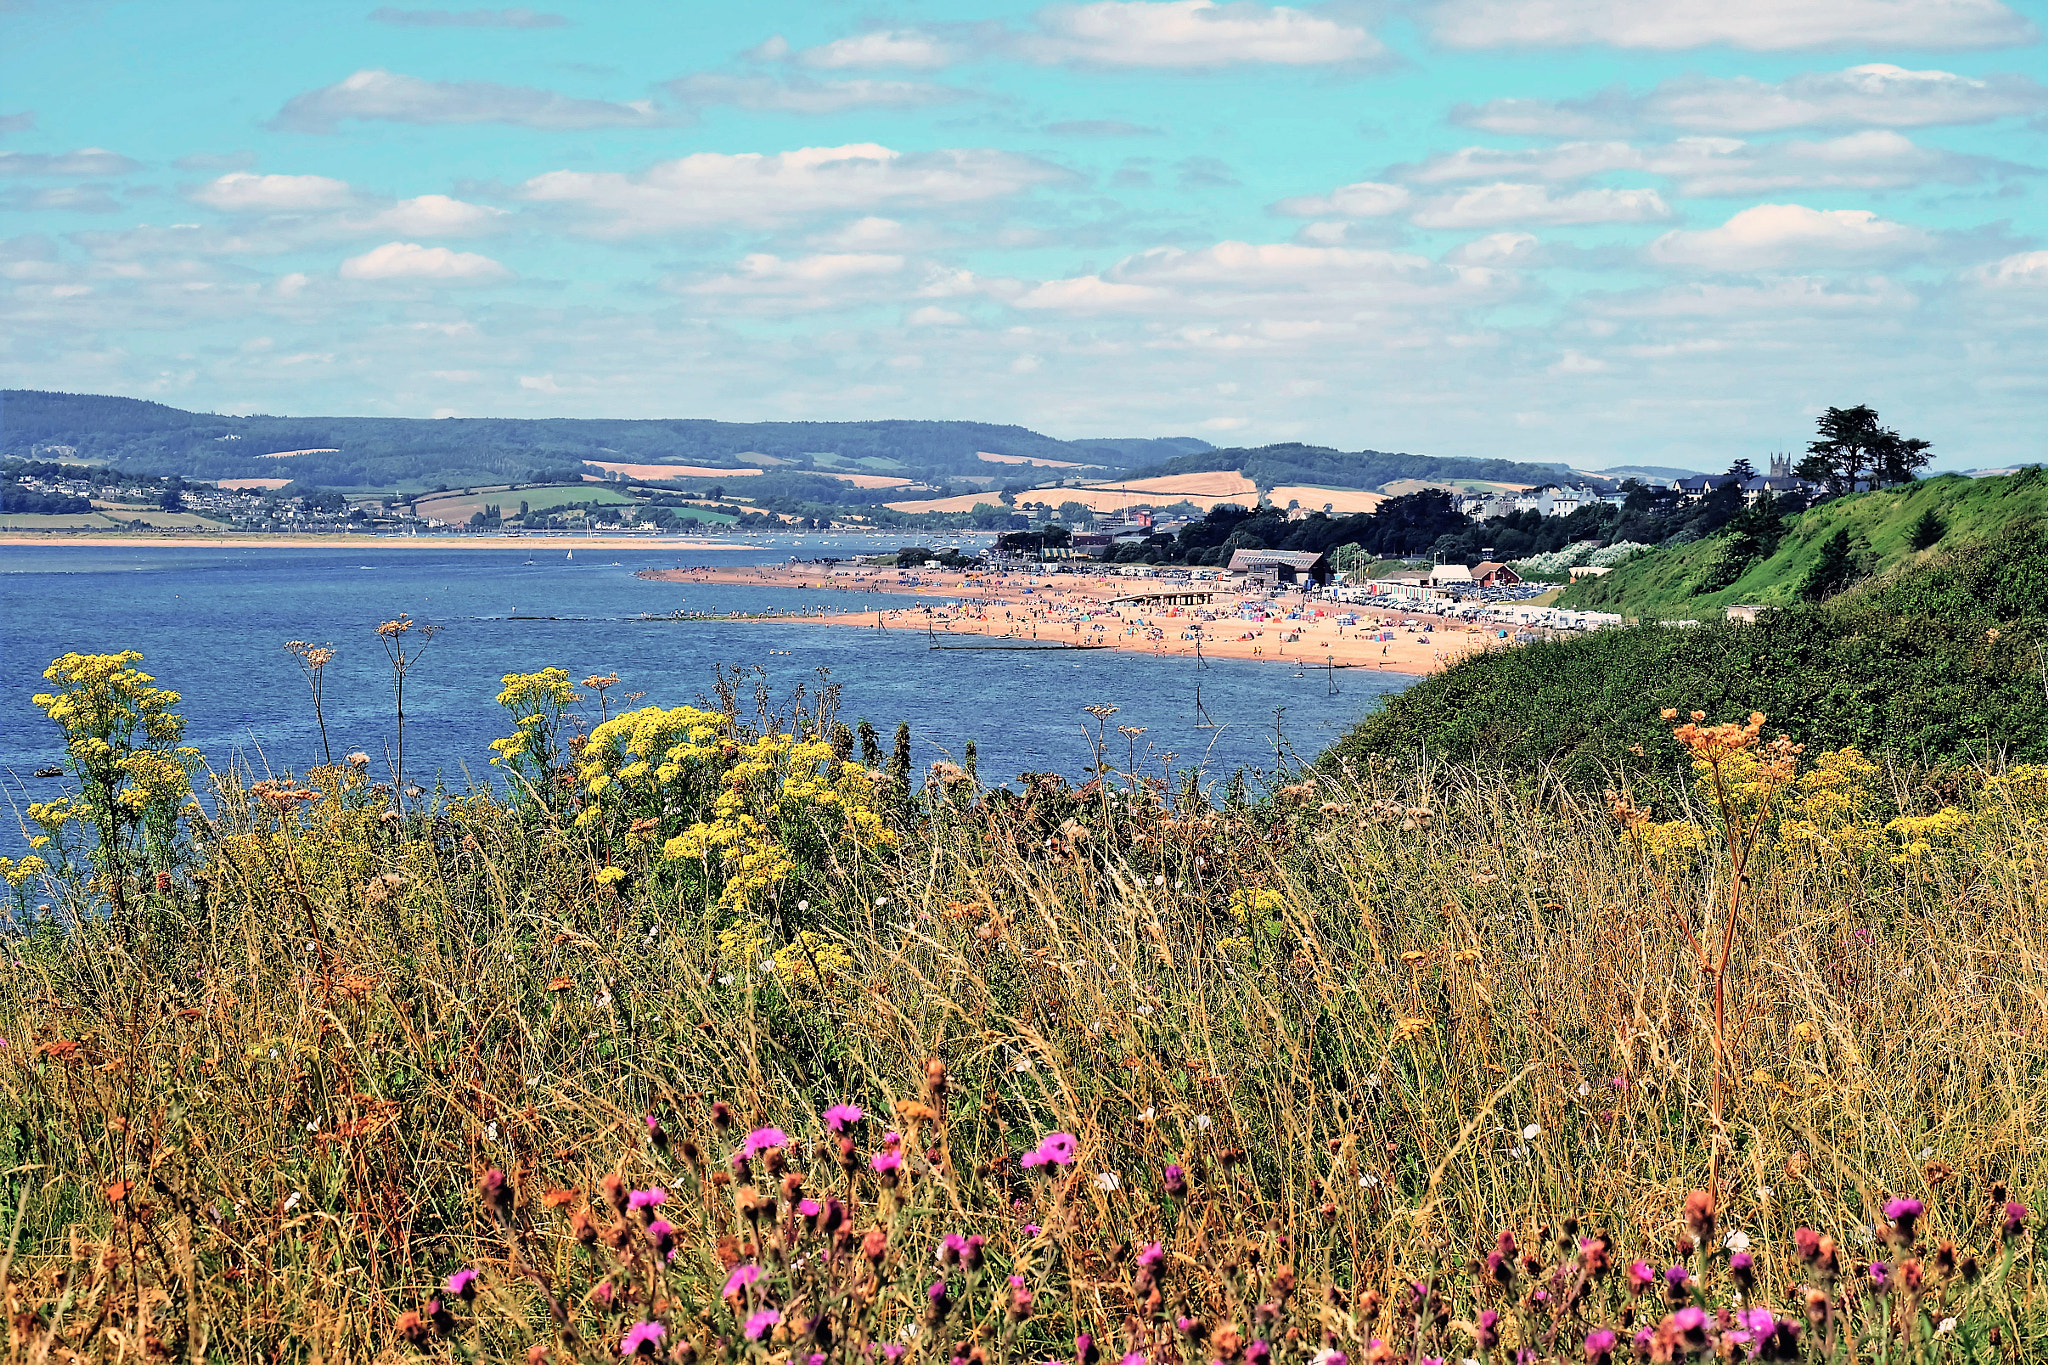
[
  {"xmin": 1800, "ymin": 526, "xmax": 1870, "ymax": 601},
  {"xmin": 857, "ymin": 719, "xmax": 882, "ymax": 767},
  {"xmin": 1796, "ymin": 406, "xmax": 1932, "ymax": 494},
  {"xmin": 1909, "ymin": 507, "xmax": 1946, "ymax": 551}
]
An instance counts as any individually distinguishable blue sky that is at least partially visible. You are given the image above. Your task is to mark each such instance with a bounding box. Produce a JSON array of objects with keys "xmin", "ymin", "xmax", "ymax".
[{"xmin": 3, "ymin": 0, "xmax": 2045, "ymax": 469}]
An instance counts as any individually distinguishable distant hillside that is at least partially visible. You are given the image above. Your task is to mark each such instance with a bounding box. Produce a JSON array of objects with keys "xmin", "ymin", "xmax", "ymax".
[
  {"xmin": 1560, "ymin": 469, "xmax": 2048, "ymax": 620},
  {"xmin": 1131, "ymin": 442, "xmax": 1573, "ymax": 493},
  {"xmin": 1327, "ymin": 517, "xmax": 2048, "ymax": 789},
  {"xmin": 0, "ymin": 390, "xmax": 1212, "ymax": 493}
]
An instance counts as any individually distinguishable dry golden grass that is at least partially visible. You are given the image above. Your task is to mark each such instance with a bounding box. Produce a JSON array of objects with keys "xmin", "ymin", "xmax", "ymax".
[{"xmin": 0, "ymin": 665, "xmax": 2042, "ymax": 1362}]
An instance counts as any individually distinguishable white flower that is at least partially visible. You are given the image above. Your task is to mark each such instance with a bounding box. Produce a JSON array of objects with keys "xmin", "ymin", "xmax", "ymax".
[
  {"xmin": 1094, "ymin": 1171, "xmax": 1121, "ymax": 1192},
  {"xmin": 505, "ymin": 953, "xmax": 515, "ymax": 963},
  {"xmin": 1137, "ymin": 1005, "xmax": 1154, "ymax": 1017},
  {"xmin": 1154, "ymin": 875, "xmax": 1165, "ymax": 886},
  {"xmin": 268, "ymin": 1048, "xmax": 279, "ymax": 1059},
  {"xmin": 1176, "ymin": 881, "xmax": 1186, "ymax": 890},
  {"xmin": 1758, "ymin": 1186, "xmax": 1774, "ymax": 1199},
  {"xmin": 485, "ymin": 1121, "xmax": 498, "ymax": 1140},
  {"xmin": 305, "ymin": 1119, "xmax": 320, "ymax": 1132},
  {"xmin": 1936, "ymin": 1318, "xmax": 1957, "ymax": 1336},
  {"xmin": 1013, "ymin": 1058, "xmax": 1032, "ymax": 1072},
  {"xmin": 1522, "ymin": 1123, "xmax": 1542, "ymax": 1141},
  {"xmin": 719, "ymin": 974, "xmax": 736, "ymax": 986},
  {"xmin": 1090, "ymin": 1021, "xmax": 1106, "ymax": 1034},
  {"xmin": 1725, "ymin": 1231, "xmax": 1751, "ymax": 1253},
  {"xmin": 1918, "ymin": 1147, "xmax": 1934, "ymax": 1161},
  {"xmin": 1510, "ymin": 1145, "xmax": 1528, "ymax": 1159},
  {"xmin": 1138, "ymin": 1106, "xmax": 1156, "ymax": 1122},
  {"xmin": 798, "ymin": 900, "xmax": 809, "ymax": 911},
  {"xmin": 594, "ymin": 992, "xmax": 612, "ymax": 1007},
  {"xmin": 1577, "ymin": 1081, "xmax": 1590, "ymax": 1097},
  {"xmin": 526, "ymin": 1077, "xmax": 538, "ymax": 1088},
  {"xmin": 283, "ymin": 1192, "xmax": 302, "ymax": 1212},
  {"xmin": 1195, "ymin": 1114, "xmax": 1213, "ymax": 1130},
  {"xmin": 876, "ymin": 897, "xmax": 888, "ymax": 906},
  {"xmin": 1360, "ymin": 1174, "xmax": 1379, "ymax": 1188},
  {"xmin": 759, "ymin": 958, "xmax": 777, "ymax": 973},
  {"xmin": 304, "ymin": 941, "xmax": 316, "ymax": 953}
]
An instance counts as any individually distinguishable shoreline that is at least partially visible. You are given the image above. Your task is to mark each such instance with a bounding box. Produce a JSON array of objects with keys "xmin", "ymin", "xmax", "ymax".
[{"xmin": 640, "ymin": 563, "xmax": 1492, "ymax": 676}]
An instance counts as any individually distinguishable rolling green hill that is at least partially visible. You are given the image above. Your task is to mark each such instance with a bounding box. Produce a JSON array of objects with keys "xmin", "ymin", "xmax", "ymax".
[
  {"xmin": 1560, "ymin": 469, "xmax": 2048, "ymax": 620},
  {"xmin": 1132, "ymin": 441, "xmax": 1571, "ymax": 494},
  {"xmin": 1327, "ymin": 516, "xmax": 2048, "ymax": 789},
  {"xmin": 0, "ymin": 390, "xmax": 1213, "ymax": 493}
]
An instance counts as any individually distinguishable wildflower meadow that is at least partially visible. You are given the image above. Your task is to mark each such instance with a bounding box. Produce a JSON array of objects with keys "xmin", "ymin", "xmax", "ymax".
[{"xmin": 0, "ymin": 637, "xmax": 2042, "ymax": 1363}]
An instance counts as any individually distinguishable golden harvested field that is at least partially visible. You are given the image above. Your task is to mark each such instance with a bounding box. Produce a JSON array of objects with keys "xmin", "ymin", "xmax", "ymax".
[
  {"xmin": 977, "ymin": 451, "xmax": 1092, "ymax": 468},
  {"xmin": 215, "ymin": 477, "xmax": 293, "ymax": 490},
  {"xmin": 1267, "ymin": 483, "xmax": 1386, "ymax": 514}
]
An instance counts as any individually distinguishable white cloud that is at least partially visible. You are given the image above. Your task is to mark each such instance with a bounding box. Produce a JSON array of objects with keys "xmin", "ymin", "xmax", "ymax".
[
  {"xmin": 795, "ymin": 30, "xmax": 957, "ymax": 69},
  {"xmin": 191, "ymin": 172, "xmax": 357, "ymax": 212},
  {"xmin": 361, "ymin": 194, "xmax": 508, "ymax": 236},
  {"xmin": 1446, "ymin": 231, "xmax": 1539, "ymax": 264},
  {"xmin": 0, "ymin": 147, "xmax": 141, "ymax": 176},
  {"xmin": 1410, "ymin": 183, "xmax": 1670, "ymax": 228},
  {"xmin": 1460, "ymin": 64, "xmax": 2048, "ymax": 134},
  {"xmin": 1967, "ymin": 250, "xmax": 2048, "ymax": 288},
  {"xmin": 1013, "ymin": 274, "xmax": 1165, "ymax": 310},
  {"xmin": 1398, "ymin": 132, "xmax": 2006, "ymax": 198},
  {"xmin": 273, "ymin": 69, "xmax": 677, "ymax": 132},
  {"xmin": 338, "ymin": 241, "xmax": 513, "ymax": 282},
  {"xmin": 1271, "ymin": 181, "xmax": 1411, "ymax": 217},
  {"xmin": 907, "ymin": 305, "xmax": 967, "ymax": 325},
  {"xmin": 1021, "ymin": 0, "xmax": 1382, "ymax": 67},
  {"xmin": 519, "ymin": 144, "xmax": 1066, "ymax": 235},
  {"xmin": 670, "ymin": 74, "xmax": 960, "ymax": 114},
  {"xmin": 1430, "ymin": 0, "xmax": 2036, "ymax": 50},
  {"xmin": 368, "ymin": 7, "xmax": 567, "ymax": 26},
  {"xmin": 1644, "ymin": 64, "xmax": 2048, "ymax": 131},
  {"xmin": 682, "ymin": 252, "xmax": 907, "ymax": 310},
  {"xmin": 1649, "ymin": 203, "xmax": 1934, "ymax": 269}
]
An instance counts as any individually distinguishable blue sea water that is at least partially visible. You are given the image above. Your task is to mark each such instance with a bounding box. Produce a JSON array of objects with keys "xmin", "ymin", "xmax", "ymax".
[{"xmin": 0, "ymin": 537, "xmax": 1410, "ymax": 827}]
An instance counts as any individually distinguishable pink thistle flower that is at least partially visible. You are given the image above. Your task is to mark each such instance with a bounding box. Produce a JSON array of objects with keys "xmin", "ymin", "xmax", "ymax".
[
  {"xmin": 724, "ymin": 1264, "xmax": 762, "ymax": 1298},
  {"xmin": 627, "ymin": 1187, "xmax": 667, "ymax": 1211},
  {"xmin": 1625, "ymin": 1261, "xmax": 1655, "ymax": 1296},
  {"xmin": 871, "ymin": 1148, "xmax": 903, "ymax": 1176},
  {"xmin": 646, "ymin": 1219, "xmax": 676, "ymax": 1259},
  {"xmin": 1583, "ymin": 1328, "xmax": 1616, "ymax": 1364},
  {"xmin": 1162, "ymin": 1164, "xmax": 1187, "ymax": 1197},
  {"xmin": 1036, "ymin": 1132, "xmax": 1077, "ymax": 1165},
  {"xmin": 621, "ymin": 1321, "xmax": 666, "ymax": 1356},
  {"xmin": 824, "ymin": 1103, "xmax": 864, "ymax": 1132},
  {"xmin": 744, "ymin": 1127, "xmax": 790, "ymax": 1158},
  {"xmin": 446, "ymin": 1268, "xmax": 478, "ymax": 1301},
  {"xmin": 743, "ymin": 1308, "xmax": 781, "ymax": 1341}
]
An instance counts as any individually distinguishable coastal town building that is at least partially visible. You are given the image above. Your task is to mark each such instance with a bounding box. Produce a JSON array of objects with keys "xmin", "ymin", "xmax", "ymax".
[{"xmin": 1225, "ymin": 548, "xmax": 1331, "ymax": 587}]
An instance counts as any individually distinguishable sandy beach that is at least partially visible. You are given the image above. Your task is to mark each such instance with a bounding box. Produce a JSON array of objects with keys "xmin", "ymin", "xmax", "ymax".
[{"xmin": 639, "ymin": 563, "xmax": 1495, "ymax": 675}]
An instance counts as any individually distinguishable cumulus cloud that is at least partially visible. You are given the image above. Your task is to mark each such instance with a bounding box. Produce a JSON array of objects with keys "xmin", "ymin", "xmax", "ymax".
[
  {"xmin": 0, "ymin": 148, "xmax": 141, "ymax": 176},
  {"xmin": 368, "ymin": 6, "xmax": 567, "ymax": 25},
  {"xmin": 680, "ymin": 252, "xmax": 909, "ymax": 313},
  {"xmin": 1455, "ymin": 64, "xmax": 2048, "ymax": 134},
  {"xmin": 794, "ymin": 29, "xmax": 957, "ymax": 69},
  {"xmin": 273, "ymin": 69, "xmax": 677, "ymax": 132},
  {"xmin": 1410, "ymin": 183, "xmax": 1670, "ymax": 228},
  {"xmin": 1271, "ymin": 180, "xmax": 1411, "ymax": 217},
  {"xmin": 1396, "ymin": 132, "xmax": 2010, "ymax": 197},
  {"xmin": 669, "ymin": 74, "xmax": 961, "ymax": 114},
  {"xmin": 361, "ymin": 194, "xmax": 508, "ymax": 236},
  {"xmin": 338, "ymin": 241, "xmax": 513, "ymax": 282},
  {"xmin": 1649, "ymin": 203, "xmax": 1934, "ymax": 269},
  {"xmin": 519, "ymin": 144, "xmax": 1068, "ymax": 234},
  {"xmin": 1020, "ymin": 0, "xmax": 1382, "ymax": 67},
  {"xmin": 190, "ymin": 172, "xmax": 357, "ymax": 212},
  {"xmin": 1967, "ymin": 250, "xmax": 2048, "ymax": 287},
  {"xmin": 1429, "ymin": 0, "xmax": 2036, "ymax": 50}
]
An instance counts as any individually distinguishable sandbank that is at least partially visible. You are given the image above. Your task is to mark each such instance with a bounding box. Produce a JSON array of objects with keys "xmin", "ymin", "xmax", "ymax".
[{"xmin": 637, "ymin": 563, "xmax": 1492, "ymax": 676}]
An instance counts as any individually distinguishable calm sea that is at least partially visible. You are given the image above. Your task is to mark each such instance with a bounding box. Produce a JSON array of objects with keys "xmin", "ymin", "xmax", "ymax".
[{"xmin": 0, "ymin": 538, "xmax": 1410, "ymax": 830}]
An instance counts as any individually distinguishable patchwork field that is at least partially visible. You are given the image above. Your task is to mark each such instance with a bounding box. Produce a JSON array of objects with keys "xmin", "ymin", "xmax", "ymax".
[
  {"xmin": 413, "ymin": 483, "xmax": 640, "ymax": 522},
  {"xmin": 583, "ymin": 461, "xmax": 765, "ymax": 481}
]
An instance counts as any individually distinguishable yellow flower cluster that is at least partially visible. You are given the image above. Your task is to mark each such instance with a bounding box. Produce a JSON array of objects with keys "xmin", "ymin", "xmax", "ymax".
[
  {"xmin": 1227, "ymin": 887, "xmax": 1284, "ymax": 920},
  {"xmin": 488, "ymin": 667, "xmax": 581, "ymax": 768},
  {"xmin": 576, "ymin": 705, "xmax": 896, "ymax": 911},
  {"xmin": 0, "ymin": 856, "xmax": 48, "ymax": 888},
  {"xmin": 33, "ymin": 651, "xmax": 185, "ymax": 751}
]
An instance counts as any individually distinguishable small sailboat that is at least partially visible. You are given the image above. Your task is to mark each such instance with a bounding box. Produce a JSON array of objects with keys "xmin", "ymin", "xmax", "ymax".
[{"xmin": 566, "ymin": 550, "xmax": 574, "ymax": 561}]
